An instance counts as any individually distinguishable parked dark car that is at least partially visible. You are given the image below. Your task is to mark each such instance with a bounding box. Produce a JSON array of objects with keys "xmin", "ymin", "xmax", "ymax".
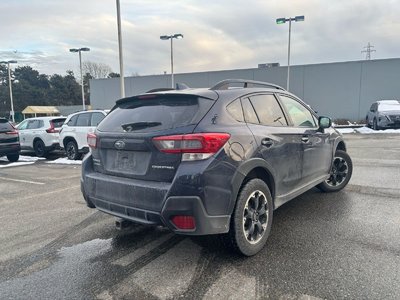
[
  {"xmin": 0, "ymin": 118, "xmax": 20, "ymax": 162},
  {"xmin": 81, "ymin": 79, "xmax": 353, "ymax": 256},
  {"xmin": 366, "ymin": 100, "xmax": 400, "ymax": 130}
]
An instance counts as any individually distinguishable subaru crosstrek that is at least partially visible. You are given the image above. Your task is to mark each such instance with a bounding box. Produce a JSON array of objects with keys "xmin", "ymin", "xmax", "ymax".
[{"xmin": 81, "ymin": 79, "xmax": 353, "ymax": 256}]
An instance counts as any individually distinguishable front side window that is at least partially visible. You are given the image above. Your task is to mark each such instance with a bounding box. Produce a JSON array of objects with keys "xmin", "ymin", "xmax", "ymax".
[
  {"xmin": 279, "ymin": 95, "xmax": 316, "ymax": 128},
  {"xmin": 248, "ymin": 94, "xmax": 287, "ymax": 126},
  {"xmin": 67, "ymin": 115, "xmax": 78, "ymax": 127},
  {"xmin": 17, "ymin": 120, "xmax": 28, "ymax": 130}
]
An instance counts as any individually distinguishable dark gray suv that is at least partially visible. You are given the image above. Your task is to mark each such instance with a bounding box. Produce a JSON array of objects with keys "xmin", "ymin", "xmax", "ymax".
[
  {"xmin": 0, "ymin": 118, "xmax": 20, "ymax": 162},
  {"xmin": 81, "ymin": 79, "xmax": 353, "ymax": 256}
]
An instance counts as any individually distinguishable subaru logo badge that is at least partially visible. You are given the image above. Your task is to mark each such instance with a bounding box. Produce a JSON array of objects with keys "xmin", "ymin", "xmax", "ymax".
[{"xmin": 114, "ymin": 140, "xmax": 125, "ymax": 150}]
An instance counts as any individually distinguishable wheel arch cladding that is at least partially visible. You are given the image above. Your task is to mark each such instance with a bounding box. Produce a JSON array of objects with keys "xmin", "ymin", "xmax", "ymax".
[
  {"xmin": 229, "ymin": 158, "xmax": 276, "ymax": 213},
  {"xmin": 336, "ymin": 140, "xmax": 346, "ymax": 152}
]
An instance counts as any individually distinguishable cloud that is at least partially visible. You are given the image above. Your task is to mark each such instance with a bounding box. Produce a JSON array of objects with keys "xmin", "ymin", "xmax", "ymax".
[{"xmin": 1, "ymin": 0, "xmax": 399, "ymax": 76}]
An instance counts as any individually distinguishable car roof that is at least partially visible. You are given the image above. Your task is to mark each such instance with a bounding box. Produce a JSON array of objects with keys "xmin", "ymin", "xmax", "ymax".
[
  {"xmin": 22, "ymin": 116, "xmax": 66, "ymax": 121},
  {"xmin": 377, "ymin": 100, "xmax": 399, "ymax": 104}
]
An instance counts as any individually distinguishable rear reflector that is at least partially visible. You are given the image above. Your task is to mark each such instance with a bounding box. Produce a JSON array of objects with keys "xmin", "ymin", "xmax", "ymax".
[
  {"xmin": 87, "ymin": 133, "xmax": 97, "ymax": 149},
  {"xmin": 152, "ymin": 133, "xmax": 230, "ymax": 161},
  {"xmin": 171, "ymin": 215, "xmax": 196, "ymax": 230}
]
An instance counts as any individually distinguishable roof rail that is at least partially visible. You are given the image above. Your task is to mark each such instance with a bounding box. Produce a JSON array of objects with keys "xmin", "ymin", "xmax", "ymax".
[{"xmin": 210, "ymin": 79, "xmax": 285, "ymax": 91}]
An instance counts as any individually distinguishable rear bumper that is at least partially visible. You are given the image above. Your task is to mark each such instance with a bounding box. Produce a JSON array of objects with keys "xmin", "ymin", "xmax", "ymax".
[
  {"xmin": 0, "ymin": 144, "xmax": 21, "ymax": 156},
  {"xmin": 80, "ymin": 155, "xmax": 231, "ymax": 235},
  {"xmin": 81, "ymin": 180, "xmax": 230, "ymax": 235}
]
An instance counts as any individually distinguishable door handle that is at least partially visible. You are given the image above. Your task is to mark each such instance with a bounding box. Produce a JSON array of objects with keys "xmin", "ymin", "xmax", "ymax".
[
  {"xmin": 261, "ymin": 138, "xmax": 274, "ymax": 148},
  {"xmin": 301, "ymin": 136, "xmax": 310, "ymax": 143}
]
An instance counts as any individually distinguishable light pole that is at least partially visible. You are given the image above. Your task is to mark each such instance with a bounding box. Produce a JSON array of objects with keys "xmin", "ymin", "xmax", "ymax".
[
  {"xmin": 116, "ymin": 0, "xmax": 125, "ymax": 98},
  {"xmin": 276, "ymin": 15, "xmax": 304, "ymax": 91},
  {"xmin": 0, "ymin": 60, "xmax": 18, "ymax": 122},
  {"xmin": 69, "ymin": 47, "xmax": 90, "ymax": 110},
  {"xmin": 160, "ymin": 33, "xmax": 184, "ymax": 88}
]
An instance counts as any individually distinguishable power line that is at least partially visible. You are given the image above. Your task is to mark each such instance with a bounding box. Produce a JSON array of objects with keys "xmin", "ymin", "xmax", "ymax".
[{"xmin": 361, "ymin": 42, "xmax": 376, "ymax": 60}]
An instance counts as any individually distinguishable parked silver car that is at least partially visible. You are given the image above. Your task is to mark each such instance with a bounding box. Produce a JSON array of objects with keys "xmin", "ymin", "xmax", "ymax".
[{"xmin": 366, "ymin": 100, "xmax": 400, "ymax": 130}]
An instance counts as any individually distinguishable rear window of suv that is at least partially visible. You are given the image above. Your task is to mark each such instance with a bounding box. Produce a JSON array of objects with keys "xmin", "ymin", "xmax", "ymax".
[
  {"xmin": 0, "ymin": 119, "xmax": 13, "ymax": 132},
  {"xmin": 97, "ymin": 95, "xmax": 214, "ymax": 133}
]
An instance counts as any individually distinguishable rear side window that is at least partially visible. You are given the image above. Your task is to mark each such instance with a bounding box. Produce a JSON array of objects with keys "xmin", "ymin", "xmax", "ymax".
[
  {"xmin": 249, "ymin": 94, "xmax": 287, "ymax": 126},
  {"xmin": 51, "ymin": 118, "xmax": 66, "ymax": 128},
  {"xmin": 97, "ymin": 95, "xmax": 214, "ymax": 133},
  {"xmin": 76, "ymin": 113, "xmax": 91, "ymax": 127},
  {"xmin": 0, "ymin": 119, "xmax": 13, "ymax": 132},
  {"xmin": 27, "ymin": 120, "xmax": 43, "ymax": 129},
  {"xmin": 91, "ymin": 112, "xmax": 105, "ymax": 126},
  {"xmin": 226, "ymin": 99, "xmax": 244, "ymax": 122},
  {"xmin": 242, "ymin": 98, "xmax": 259, "ymax": 124}
]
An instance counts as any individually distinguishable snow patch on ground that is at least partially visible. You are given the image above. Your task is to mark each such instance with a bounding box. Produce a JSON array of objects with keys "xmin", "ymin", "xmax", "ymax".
[
  {"xmin": 46, "ymin": 157, "xmax": 82, "ymax": 165},
  {"xmin": 0, "ymin": 162, "xmax": 35, "ymax": 168},
  {"xmin": 0, "ymin": 155, "xmax": 46, "ymax": 168},
  {"xmin": 0, "ymin": 155, "xmax": 45, "ymax": 162},
  {"xmin": 336, "ymin": 126, "xmax": 400, "ymax": 134}
]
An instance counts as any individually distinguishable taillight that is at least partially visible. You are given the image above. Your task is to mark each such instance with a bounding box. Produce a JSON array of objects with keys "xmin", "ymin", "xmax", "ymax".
[
  {"xmin": 46, "ymin": 123, "xmax": 59, "ymax": 133},
  {"xmin": 87, "ymin": 133, "xmax": 97, "ymax": 149},
  {"xmin": 152, "ymin": 133, "xmax": 230, "ymax": 161},
  {"xmin": 5, "ymin": 130, "xmax": 18, "ymax": 135},
  {"xmin": 171, "ymin": 215, "xmax": 196, "ymax": 230}
]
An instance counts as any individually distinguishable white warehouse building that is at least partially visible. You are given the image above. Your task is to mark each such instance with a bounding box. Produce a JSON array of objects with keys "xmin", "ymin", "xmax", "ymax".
[{"xmin": 90, "ymin": 58, "xmax": 400, "ymax": 121}]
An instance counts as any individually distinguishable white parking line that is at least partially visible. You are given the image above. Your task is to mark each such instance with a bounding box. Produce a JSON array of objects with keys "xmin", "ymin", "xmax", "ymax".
[{"xmin": 0, "ymin": 176, "xmax": 45, "ymax": 185}]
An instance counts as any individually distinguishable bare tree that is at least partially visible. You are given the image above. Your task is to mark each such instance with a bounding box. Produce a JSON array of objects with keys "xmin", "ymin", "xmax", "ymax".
[{"xmin": 82, "ymin": 61, "xmax": 113, "ymax": 79}]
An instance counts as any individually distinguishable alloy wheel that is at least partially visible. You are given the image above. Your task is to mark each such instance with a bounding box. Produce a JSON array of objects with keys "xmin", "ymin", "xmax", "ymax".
[
  {"xmin": 325, "ymin": 156, "xmax": 349, "ymax": 187},
  {"xmin": 242, "ymin": 190, "xmax": 269, "ymax": 244}
]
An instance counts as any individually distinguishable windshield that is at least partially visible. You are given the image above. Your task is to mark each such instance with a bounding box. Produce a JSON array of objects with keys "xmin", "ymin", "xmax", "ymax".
[{"xmin": 379, "ymin": 103, "xmax": 400, "ymax": 112}]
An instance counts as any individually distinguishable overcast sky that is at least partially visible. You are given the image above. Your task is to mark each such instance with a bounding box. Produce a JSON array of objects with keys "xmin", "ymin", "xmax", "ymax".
[{"xmin": 1, "ymin": 0, "xmax": 399, "ymax": 77}]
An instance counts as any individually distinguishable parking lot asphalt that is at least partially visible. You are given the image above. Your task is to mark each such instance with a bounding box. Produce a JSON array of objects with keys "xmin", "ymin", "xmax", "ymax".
[{"xmin": 0, "ymin": 134, "xmax": 399, "ymax": 300}]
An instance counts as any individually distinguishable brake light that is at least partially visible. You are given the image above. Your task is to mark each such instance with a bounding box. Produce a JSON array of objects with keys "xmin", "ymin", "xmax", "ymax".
[
  {"xmin": 46, "ymin": 123, "xmax": 59, "ymax": 133},
  {"xmin": 5, "ymin": 130, "xmax": 18, "ymax": 135},
  {"xmin": 152, "ymin": 133, "xmax": 230, "ymax": 161},
  {"xmin": 87, "ymin": 133, "xmax": 97, "ymax": 149},
  {"xmin": 171, "ymin": 216, "xmax": 196, "ymax": 230}
]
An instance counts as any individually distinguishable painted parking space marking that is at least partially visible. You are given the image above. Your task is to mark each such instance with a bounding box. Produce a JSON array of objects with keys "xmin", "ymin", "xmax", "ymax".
[{"xmin": 0, "ymin": 176, "xmax": 45, "ymax": 185}]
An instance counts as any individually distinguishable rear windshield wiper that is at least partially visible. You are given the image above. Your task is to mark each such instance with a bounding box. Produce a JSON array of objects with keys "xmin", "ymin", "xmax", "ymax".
[{"xmin": 121, "ymin": 122, "xmax": 162, "ymax": 132}]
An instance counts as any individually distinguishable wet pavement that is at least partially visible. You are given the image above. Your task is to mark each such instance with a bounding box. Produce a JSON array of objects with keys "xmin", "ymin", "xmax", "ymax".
[{"xmin": 0, "ymin": 134, "xmax": 399, "ymax": 299}]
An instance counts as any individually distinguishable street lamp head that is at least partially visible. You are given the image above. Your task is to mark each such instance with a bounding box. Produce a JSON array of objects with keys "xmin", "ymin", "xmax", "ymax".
[
  {"xmin": 80, "ymin": 47, "xmax": 90, "ymax": 52},
  {"xmin": 295, "ymin": 15, "xmax": 305, "ymax": 22},
  {"xmin": 69, "ymin": 48, "xmax": 79, "ymax": 53},
  {"xmin": 276, "ymin": 18, "xmax": 286, "ymax": 24},
  {"xmin": 160, "ymin": 35, "xmax": 171, "ymax": 40},
  {"xmin": 173, "ymin": 33, "xmax": 183, "ymax": 39}
]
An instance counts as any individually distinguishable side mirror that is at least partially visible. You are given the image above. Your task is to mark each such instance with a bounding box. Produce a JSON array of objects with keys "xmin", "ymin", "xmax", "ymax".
[{"xmin": 319, "ymin": 116, "xmax": 332, "ymax": 129}]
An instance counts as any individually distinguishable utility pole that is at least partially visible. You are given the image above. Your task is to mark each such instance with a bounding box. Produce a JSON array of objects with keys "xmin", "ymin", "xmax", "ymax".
[{"xmin": 361, "ymin": 42, "xmax": 376, "ymax": 60}]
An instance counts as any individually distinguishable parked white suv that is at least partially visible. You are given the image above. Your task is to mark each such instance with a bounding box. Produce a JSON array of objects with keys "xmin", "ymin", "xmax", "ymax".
[
  {"xmin": 16, "ymin": 117, "xmax": 66, "ymax": 157},
  {"xmin": 59, "ymin": 110, "xmax": 107, "ymax": 160}
]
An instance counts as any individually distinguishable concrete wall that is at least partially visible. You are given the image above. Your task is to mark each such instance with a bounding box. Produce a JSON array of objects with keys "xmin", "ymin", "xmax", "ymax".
[{"xmin": 90, "ymin": 58, "xmax": 400, "ymax": 121}]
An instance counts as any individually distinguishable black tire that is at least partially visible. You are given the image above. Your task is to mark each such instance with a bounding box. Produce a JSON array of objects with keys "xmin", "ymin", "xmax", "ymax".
[
  {"xmin": 6, "ymin": 153, "xmax": 19, "ymax": 162},
  {"xmin": 373, "ymin": 118, "xmax": 379, "ymax": 130},
  {"xmin": 366, "ymin": 118, "xmax": 370, "ymax": 128},
  {"xmin": 222, "ymin": 178, "xmax": 273, "ymax": 256},
  {"xmin": 317, "ymin": 150, "xmax": 353, "ymax": 193},
  {"xmin": 34, "ymin": 140, "xmax": 47, "ymax": 157},
  {"xmin": 66, "ymin": 140, "xmax": 81, "ymax": 160}
]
